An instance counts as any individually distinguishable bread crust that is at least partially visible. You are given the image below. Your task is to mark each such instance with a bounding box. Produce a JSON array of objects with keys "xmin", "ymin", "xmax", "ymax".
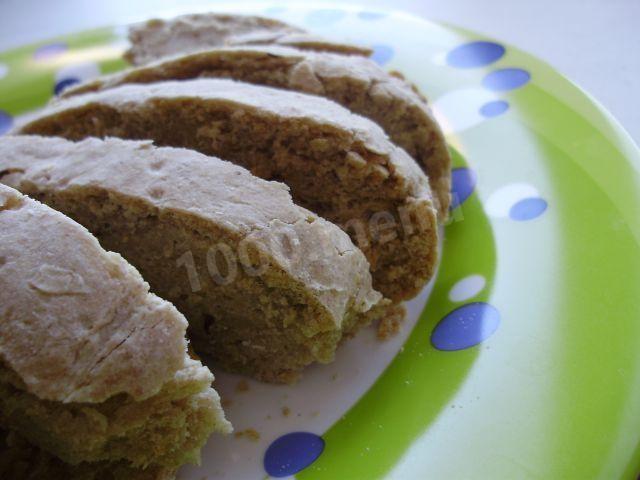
[
  {"xmin": 64, "ymin": 45, "xmax": 451, "ymax": 218},
  {"xmin": 20, "ymin": 79, "xmax": 439, "ymax": 301},
  {"xmin": 0, "ymin": 136, "xmax": 384, "ymax": 381},
  {"xmin": 0, "ymin": 185, "xmax": 186, "ymax": 403},
  {"xmin": 125, "ymin": 13, "xmax": 372, "ymax": 65},
  {"xmin": 0, "ymin": 184, "xmax": 230, "ymax": 470}
]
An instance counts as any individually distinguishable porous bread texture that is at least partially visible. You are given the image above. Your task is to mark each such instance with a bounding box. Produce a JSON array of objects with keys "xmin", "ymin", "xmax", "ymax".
[
  {"xmin": 125, "ymin": 13, "xmax": 371, "ymax": 65},
  {"xmin": 21, "ymin": 79, "xmax": 439, "ymax": 302},
  {"xmin": 0, "ymin": 427, "xmax": 175, "ymax": 480},
  {"xmin": 0, "ymin": 184, "xmax": 230, "ymax": 470},
  {"xmin": 0, "ymin": 359, "xmax": 224, "ymax": 470},
  {"xmin": 0, "ymin": 136, "xmax": 384, "ymax": 382},
  {"xmin": 64, "ymin": 45, "xmax": 451, "ymax": 218}
]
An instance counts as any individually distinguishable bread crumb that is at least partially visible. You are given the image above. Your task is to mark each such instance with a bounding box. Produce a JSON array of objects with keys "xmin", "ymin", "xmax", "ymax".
[
  {"xmin": 377, "ymin": 304, "xmax": 407, "ymax": 340},
  {"xmin": 235, "ymin": 380, "xmax": 249, "ymax": 393},
  {"xmin": 235, "ymin": 428, "xmax": 260, "ymax": 441},
  {"xmin": 372, "ymin": 164, "xmax": 390, "ymax": 180},
  {"xmin": 282, "ymin": 406, "xmax": 291, "ymax": 417}
]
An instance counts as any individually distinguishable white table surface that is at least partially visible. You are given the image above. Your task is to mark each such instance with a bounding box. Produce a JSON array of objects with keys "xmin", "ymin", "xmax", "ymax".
[{"xmin": 1, "ymin": 0, "xmax": 638, "ymax": 143}]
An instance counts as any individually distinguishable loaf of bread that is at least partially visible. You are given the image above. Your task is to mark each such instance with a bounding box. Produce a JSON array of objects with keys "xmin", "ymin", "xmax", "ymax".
[
  {"xmin": 126, "ymin": 13, "xmax": 371, "ymax": 65},
  {"xmin": 0, "ymin": 136, "xmax": 385, "ymax": 383},
  {"xmin": 20, "ymin": 79, "xmax": 438, "ymax": 301},
  {"xmin": 64, "ymin": 45, "xmax": 451, "ymax": 218},
  {"xmin": 0, "ymin": 184, "xmax": 230, "ymax": 473}
]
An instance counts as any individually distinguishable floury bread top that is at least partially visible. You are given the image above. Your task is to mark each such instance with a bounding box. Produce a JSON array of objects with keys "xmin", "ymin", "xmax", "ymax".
[
  {"xmin": 0, "ymin": 135, "xmax": 383, "ymax": 324},
  {"xmin": 62, "ymin": 44, "xmax": 451, "ymax": 217},
  {"xmin": 18, "ymin": 78, "xmax": 439, "ymax": 301},
  {"xmin": 125, "ymin": 13, "xmax": 372, "ymax": 65},
  {"xmin": 0, "ymin": 183, "xmax": 189, "ymax": 403}
]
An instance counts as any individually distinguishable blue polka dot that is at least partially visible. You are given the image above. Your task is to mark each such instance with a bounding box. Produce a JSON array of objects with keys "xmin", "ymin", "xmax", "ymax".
[
  {"xmin": 450, "ymin": 167, "xmax": 477, "ymax": 210},
  {"xmin": 264, "ymin": 432, "xmax": 324, "ymax": 477},
  {"xmin": 479, "ymin": 100, "xmax": 509, "ymax": 118},
  {"xmin": 482, "ymin": 68, "xmax": 530, "ymax": 91},
  {"xmin": 33, "ymin": 42, "xmax": 67, "ymax": 60},
  {"xmin": 432, "ymin": 302, "xmax": 500, "ymax": 351},
  {"xmin": 371, "ymin": 45, "xmax": 394, "ymax": 66},
  {"xmin": 509, "ymin": 197, "xmax": 547, "ymax": 221},
  {"xmin": 54, "ymin": 77, "xmax": 80, "ymax": 96},
  {"xmin": 446, "ymin": 41, "xmax": 505, "ymax": 69},
  {"xmin": 358, "ymin": 11, "xmax": 387, "ymax": 20},
  {"xmin": 0, "ymin": 111, "xmax": 13, "ymax": 136},
  {"xmin": 305, "ymin": 9, "xmax": 346, "ymax": 27}
]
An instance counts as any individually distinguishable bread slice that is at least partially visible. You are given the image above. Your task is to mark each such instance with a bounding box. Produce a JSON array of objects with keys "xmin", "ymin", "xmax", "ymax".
[
  {"xmin": 125, "ymin": 13, "xmax": 371, "ymax": 65},
  {"xmin": 0, "ymin": 136, "xmax": 384, "ymax": 382},
  {"xmin": 19, "ymin": 79, "xmax": 438, "ymax": 301},
  {"xmin": 63, "ymin": 45, "xmax": 451, "ymax": 218},
  {"xmin": 0, "ymin": 428, "xmax": 175, "ymax": 480},
  {"xmin": 0, "ymin": 361, "xmax": 214, "ymax": 477},
  {"xmin": 0, "ymin": 184, "xmax": 230, "ymax": 471}
]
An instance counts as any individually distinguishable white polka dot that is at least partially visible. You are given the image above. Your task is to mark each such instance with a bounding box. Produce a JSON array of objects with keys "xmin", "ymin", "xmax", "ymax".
[
  {"xmin": 55, "ymin": 61, "xmax": 100, "ymax": 83},
  {"xmin": 112, "ymin": 24, "xmax": 129, "ymax": 38},
  {"xmin": 0, "ymin": 63, "xmax": 8, "ymax": 80},
  {"xmin": 432, "ymin": 51, "xmax": 448, "ymax": 66},
  {"xmin": 485, "ymin": 183, "xmax": 539, "ymax": 218},
  {"xmin": 431, "ymin": 88, "xmax": 500, "ymax": 135},
  {"xmin": 110, "ymin": 39, "xmax": 128, "ymax": 53},
  {"xmin": 448, "ymin": 274, "xmax": 486, "ymax": 302}
]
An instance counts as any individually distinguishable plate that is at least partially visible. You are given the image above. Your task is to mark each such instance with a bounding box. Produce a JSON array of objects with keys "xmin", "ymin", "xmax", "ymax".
[{"xmin": 2, "ymin": 3, "xmax": 640, "ymax": 479}]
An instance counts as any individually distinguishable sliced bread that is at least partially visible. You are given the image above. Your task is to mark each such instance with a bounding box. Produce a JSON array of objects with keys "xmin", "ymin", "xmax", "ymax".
[
  {"xmin": 126, "ymin": 13, "xmax": 371, "ymax": 65},
  {"xmin": 0, "ymin": 184, "xmax": 230, "ymax": 471},
  {"xmin": 0, "ymin": 428, "xmax": 175, "ymax": 480},
  {"xmin": 19, "ymin": 79, "xmax": 438, "ymax": 301},
  {"xmin": 63, "ymin": 45, "xmax": 451, "ymax": 218},
  {"xmin": 0, "ymin": 136, "xmax": 384, "ymax": 383}
]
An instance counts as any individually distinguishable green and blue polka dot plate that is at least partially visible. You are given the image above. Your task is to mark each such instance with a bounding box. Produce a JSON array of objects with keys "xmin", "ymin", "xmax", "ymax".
[{"xmin": 2, "ymin": 3, "xmax": 640, "ymax": 479}]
